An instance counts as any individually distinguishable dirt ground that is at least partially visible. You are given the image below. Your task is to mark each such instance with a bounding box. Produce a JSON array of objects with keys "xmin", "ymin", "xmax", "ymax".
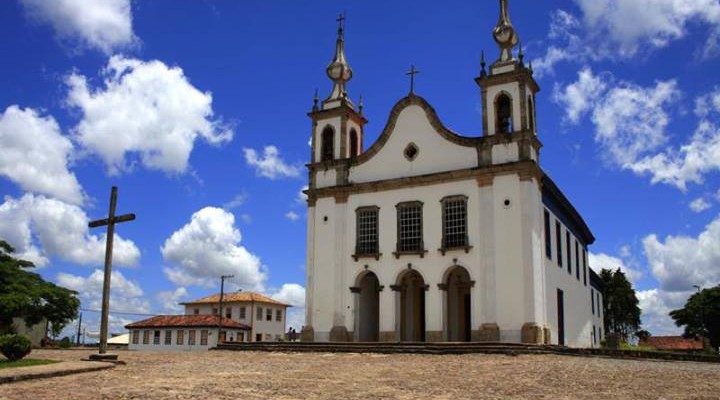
[{"xmin": 1, "ymin": 349, "xmax": 718, "ymax": 399}]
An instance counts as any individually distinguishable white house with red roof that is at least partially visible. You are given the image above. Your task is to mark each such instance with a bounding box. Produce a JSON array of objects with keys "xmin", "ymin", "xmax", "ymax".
[{"xmin": 125, "ymin": 315, "xmax": 250, "ymax": 351}]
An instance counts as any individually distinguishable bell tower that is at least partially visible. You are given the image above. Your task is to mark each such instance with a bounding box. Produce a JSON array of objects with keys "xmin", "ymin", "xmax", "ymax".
[
  {"xmin": 308, "ymin": 14, "xmax": 367, "ymax": 167},
  {"xmin": 476, "ymin": 0, "xmax": 541, "ymax": 165}
]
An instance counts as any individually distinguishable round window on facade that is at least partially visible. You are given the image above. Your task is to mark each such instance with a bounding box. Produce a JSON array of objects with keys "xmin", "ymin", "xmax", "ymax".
[{"xmin": 404, "ymin": 143, "xmax": 419, "ymax": 161}]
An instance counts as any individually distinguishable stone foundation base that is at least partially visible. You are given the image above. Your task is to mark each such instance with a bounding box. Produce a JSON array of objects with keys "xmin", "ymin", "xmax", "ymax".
[
  {"xmin": 425, "ymin": 331, "xmax": 443, "ymax": 342},
  {"xmin": 478, "ymin": 323, "xmax": 500, "ymax": 342},
  {"xmin": 301, "ymin": 326, "xmax": 314, "ymax": 342},
  {"xmin": 521, "ymin": 323, "xmax": 544, "ymax": 344},
  {"xmin": 379, "ymin": 331, "xmax": 396, "ymax": 342},
  {"xmin": 543, "ymin": 326, "xmax": 551, "ymax": 345},
  {"xmin": 329, "ymin": 326, "xmax": 350, "ymax": 342}
]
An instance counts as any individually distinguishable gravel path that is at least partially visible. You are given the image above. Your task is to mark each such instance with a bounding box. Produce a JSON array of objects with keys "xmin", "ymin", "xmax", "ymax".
[{"xmin": 1, "ymin": 349, "xmax": 718, "ymax": 399}]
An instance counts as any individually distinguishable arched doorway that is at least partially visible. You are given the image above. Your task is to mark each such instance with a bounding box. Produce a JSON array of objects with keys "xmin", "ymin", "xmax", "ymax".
[
  {"xmin": 398, "ymin": 270, "xmax": 426, "ymax": 342},
  {"xmin": 357, "ymin": 272, "xmax": 380, "ymax": 342},
  {"xmin": 446, "ymin": 266, "xmax": 472, "ymax": 342}
]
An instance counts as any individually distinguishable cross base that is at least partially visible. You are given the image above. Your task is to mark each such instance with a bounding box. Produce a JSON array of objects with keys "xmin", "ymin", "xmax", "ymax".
[{"xmin": 87, "ymin": 353, "xmax": 119, "ymax": 362}]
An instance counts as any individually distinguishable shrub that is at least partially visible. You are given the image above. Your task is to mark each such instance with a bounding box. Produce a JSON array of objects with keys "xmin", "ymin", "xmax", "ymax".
[
  {"xmin": 59, "ymin": 337, "xmax": 72, "ymax": 349},
  {"xmin": 0, "ymin": 334, "xmax": 32, "ymax": 361}
]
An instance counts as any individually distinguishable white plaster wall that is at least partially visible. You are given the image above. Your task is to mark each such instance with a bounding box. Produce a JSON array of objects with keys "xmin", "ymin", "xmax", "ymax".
[
  {"xmin": 491, "ymin": 142, "xmax": 519, "ymax": 164},
  {"xmin": 542, "ymin": 208, "xmax": 594, "ymax": 347},
  {"xmin": 315, "ymin": 168, "xmax": 337, "ymax": 189},
  {"xmin": 349, "ymin": 105, "xmax": 477, "ymax": 183},
  {"xmin": 308, "ymin": 196, "xmax": 340, "ymax": 341}
]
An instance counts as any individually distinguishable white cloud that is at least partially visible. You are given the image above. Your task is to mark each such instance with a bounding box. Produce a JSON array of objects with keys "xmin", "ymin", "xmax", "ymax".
[
  {"xmin": 689, "ymin": 198, "xmax": 711, "ymax": 213},
  {"xmin": 67, "ymin": 55, "xmax": 233, "ymax": 175},
  {"xmin": 243, "ymin": 146, "xmax": 301, "ymax": 179},
  {"xmin": 0, "ymin": 194, "xmax": 140, "ymax": 268},
  {"xmin": 161, "ymin": 207, "xmax": 266, "ymax": 291},
  {"xmin": 574, "ymin": 0, "xmax": 720, "ymax": 57},
  {"xmin": 0, "ymin": 106, "xmax": 84, "ymax": 205},
  {"xmin": 637, "ymin": 289, "xmax": 687, "ymax": 336},
  {"xmin": 285, "ymin": 211, "xmax": 300, "ymax": 222},
  {"xmin": 643, "ymin": 215, "xmax": 720, "ymax": 292},
  {"xmin": 589, "ymin": 252, "xmax": 643, "ymax": 284},
  {"xmin": 269, "ymin": 284, "xmax": 305, "ymax": 331},
  {"xmin": 222, "ymin": 193, "xmax": 247, "ymax": 210},
  {"xmin": 296, "ymin": 185, "xmax": 309, "ymax": 204},
  {"xmin": 534, "ymin": 10, "xmax": 589, "ymax": 77},
  {"xmin": 156, "ymin": 287, "xmax": 189, "ymax": 314},
  {"xmin": 20, "ymin": 0, "xmax": 136, "ymax": 54},
  {"xmin": 553, "ymin": 68, "xmax": 607, "ymax": 124},
  {"xmin": 57, "ymin": 269, "xmax": 149, "ymax": 314}
]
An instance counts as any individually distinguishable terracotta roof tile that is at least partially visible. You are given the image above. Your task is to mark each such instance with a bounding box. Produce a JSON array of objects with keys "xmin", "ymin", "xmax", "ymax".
[
  {"xmin": 180, "ymin": 292, "xmax": 290, "ymax": 307},
  {"xmin": 125, "ymin": 315, "xmax": 250, "ymax": 330},
  {"xmin": 640, "ymin": 336, "xmax": 704, "ymax": 351}
]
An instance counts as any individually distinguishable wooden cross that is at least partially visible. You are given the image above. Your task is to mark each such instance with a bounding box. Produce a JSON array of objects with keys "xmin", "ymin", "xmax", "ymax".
[
  {"xmin": 88, "ymin": 186, "xmax": 136, "ymax": 355},
  {"xmin": 406, "ymin": 64, "xmax": 420, "ymax": 94}
]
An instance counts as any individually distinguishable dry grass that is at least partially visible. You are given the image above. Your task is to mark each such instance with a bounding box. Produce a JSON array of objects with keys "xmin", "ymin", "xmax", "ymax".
[{"xmin": 0, "ymin": 349, "xmax": 718, "ymax": 399}]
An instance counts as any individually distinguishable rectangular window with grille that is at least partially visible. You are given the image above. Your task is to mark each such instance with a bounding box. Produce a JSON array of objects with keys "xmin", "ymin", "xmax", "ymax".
[
  {"xmin": 200, "ymin": 329, "xmax": 208, "ymax": 346},
  {"xmin": 257, "ymin": 306, "xmax": 263, "ymax": 320},
  {"xmin": 544, "ymin": 210, "xmax": 552, "ymax": 260},
  {"xmin": 275, "ymin": 309, "xmax": 282, "ymax": 322},
  {"xmin": 397, "ymin": 202, "xmax": 423, "ymax": 252},
  {"xmin": 188, "ymin": 330, "xmax": 196, "ymax": 345},
  {"xmin": 239, "ymin": 306, "xmax": 246, "ymax": 319},
  {"xmin": 153, "ymin": 330, "xmax": 160, "ymax": 345},
  {"xmin": 225, "ymin": 307, "xmax": 232, "ymax": 319},
  {"xmin": 176, "ymin": 330, "xmax": 184, "ymax": 345},
  {"xmin": 355, "ymin": 207, "xmax": 379, "ymax": 256},
  {"xmin": 132, "ymin": 330, "xmax": 139, "ymax": 344},
  {"xmin": 266, "ymin": 308, "xmax": 272, "ymax": 321},
  {"xmin": 442, "ymin": 196, "xmax": 468, "ymax": 249},
  {"xmin": 142, "ymin": 330, "xmax": 149, "ymax": 344},
  {"xmin": 164, "ymin": 330, "xmax": 172, "ymax": 345}
]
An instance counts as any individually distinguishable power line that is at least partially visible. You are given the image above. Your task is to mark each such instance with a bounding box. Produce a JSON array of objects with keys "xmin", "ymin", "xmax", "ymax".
[{"xmin": 80, "ymin": 308, "xmax": 157, "ymax": 317}]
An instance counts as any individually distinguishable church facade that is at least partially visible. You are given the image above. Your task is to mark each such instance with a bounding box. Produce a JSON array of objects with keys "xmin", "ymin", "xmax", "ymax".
[{"xmin": 303, "ymin": 0, "xmax": 603, "ymax": 347}]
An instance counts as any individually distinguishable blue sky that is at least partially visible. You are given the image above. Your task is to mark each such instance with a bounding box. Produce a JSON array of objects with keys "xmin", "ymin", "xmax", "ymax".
[{"xmin": 1, "ymin": 0, "xmax": 719, "ymax": 337}]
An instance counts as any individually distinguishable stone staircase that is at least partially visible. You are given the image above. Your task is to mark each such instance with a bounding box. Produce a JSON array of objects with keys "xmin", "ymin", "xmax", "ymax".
[{"xmin": 214, "ymin": 341, "xmax": 559, "ymax": 355}]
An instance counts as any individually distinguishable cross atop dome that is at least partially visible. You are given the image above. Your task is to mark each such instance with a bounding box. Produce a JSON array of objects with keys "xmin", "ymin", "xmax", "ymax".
[{"xmin": 323, "ymin": 12, "xmax": 354, "ymax": 109}]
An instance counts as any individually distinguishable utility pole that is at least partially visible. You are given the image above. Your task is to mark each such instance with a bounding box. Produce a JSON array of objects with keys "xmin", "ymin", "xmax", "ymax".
[
  {"xmin": 76, "ymin": 312, "xmax": 82, "ymax": 345},
  {"xmin": 217, "ymin": 274, "xmax": 234, "ymax": 345}
]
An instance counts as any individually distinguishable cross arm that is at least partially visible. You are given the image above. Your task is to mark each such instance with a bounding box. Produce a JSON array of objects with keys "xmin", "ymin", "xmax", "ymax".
[{"xmin": 88, "ymin": 213, "xmax": 136, "ymax": 228}]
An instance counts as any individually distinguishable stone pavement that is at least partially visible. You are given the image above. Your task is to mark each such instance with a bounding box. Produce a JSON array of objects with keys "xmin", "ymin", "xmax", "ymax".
[{"xmin": 0, "ymin": 360, "xmax": 115, "ymax": 384}]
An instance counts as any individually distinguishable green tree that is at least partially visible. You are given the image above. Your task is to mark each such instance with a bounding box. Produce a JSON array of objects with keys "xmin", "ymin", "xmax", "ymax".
[
  {"xmin": 600, "ymin": 268, "xmax": 642, "ymax": 342},
  {"xmin": 0, "ymin": 240, "xmax": 80, "ymax": 336},
  {"xmin": 670, "ymin": 285, "xmax": 720, "ymax": 350}
]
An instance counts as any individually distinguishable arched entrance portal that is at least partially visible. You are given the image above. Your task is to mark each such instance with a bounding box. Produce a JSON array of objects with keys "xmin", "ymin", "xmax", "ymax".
[
  {"xmin": 398, "ymin": 270, "xmax": 426, "ymax": 342},
  {"xmin": 446, "ymin": 266, "xmax": 472, "ymax": 342},
  {"xmin": 357, "ymin": 272, "xmax": 380, "ymax": 342}
]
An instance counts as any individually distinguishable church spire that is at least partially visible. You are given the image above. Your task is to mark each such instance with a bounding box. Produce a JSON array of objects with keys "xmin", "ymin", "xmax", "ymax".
[
  {"xmin": 324, "ymin": 12, "xmax": 353, "ymax": 108},
  {"xmin": 492, "ymin": 0, "xmax": 519, "ymax": 63}
]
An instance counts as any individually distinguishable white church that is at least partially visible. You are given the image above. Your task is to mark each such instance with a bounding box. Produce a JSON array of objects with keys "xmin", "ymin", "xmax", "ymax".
[{"xmin": 303, "ymin": 0, "xmax": 604, "ymax": 347}]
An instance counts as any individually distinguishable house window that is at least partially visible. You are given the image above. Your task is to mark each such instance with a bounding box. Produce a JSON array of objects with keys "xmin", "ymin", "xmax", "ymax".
[
  {"xmin": 200, "ymin": 330, "xmax": 208, "ymax": 346},
  {"xmin": 442, "ymin": 196, "xmax": 468, "ymax": 249},
  {"xmin": 153, "ymin": 330, "xmax": 160, "ymax": 345},
  {"xmin": 575, "ymin": 241, "xmax": 580, "ymax": 280},
  {"xmin": 321, "ymin": 126, "xmax": 334, "ymax": 162},
  {"xmin": 143, "ymin": 330, "xmax": 150, "ymax": 344},
  {"xmin": 355, "ymin": 207, "xmax": 379, "ymax": 256},
  {"xmin": 164, "ymin": 330, "xmax": 172, "ymax": 345},
  {"xmin": 193, "ymin": 308, "xmax": 199, "ymax": 315},
  {"xmin": 177, "ymin": 330, "xmax": 184, "ymax": 345},
  {"xmin": 188, "ymin": 330, "xmax": 196, "ymax": 345},
  {"xmin": 132, "ymin": 330, "xmax": 139, "ymax": 344},
  {"xmin": 528, "ymin": 96, "xmax": 536, "ymax": 132},
  {"xmin": 583, "ymin": 249, "xmax": 588, "ymax": 286},
  {"xmin": 566, "ymin": 231, "xmax": 572, "ymax": 275},
  {"xmin": 275, "ymin": 309, "xmax": 282, "ymax": 322},
  {"xmin": 239, "ymin": 307, "xmax": 246, "ymax": 319},
  {"xmin": 593, "ymin": 325, "xmax": 597, "ymax": 345},
  {"xmin": 555, "ymin": 221, "xmax": 562, "ymax": 267},
  {"xmin": 591, "ymin": 288, "xmax": 595, "ymax": 315},
  {"xmin": 544, "ymin": 210, "xmax": 552, "ymax": 260},
  {"xmin": 225, "ymin": 307, "xmax": 232, "ymax": 319},
  {"xmin": 396, "ymin": 202, "xmax": 423, "ymax": 252},
  {"xmin": 597, "ymin": 293, "xmax": 602, "ymax": 319},
  {"xmin": 496, "ymin": 93, "xmax": 513, "ymax": 133},
  {"xmin": 257, "ymin": 306, "xmax": 263, "ymax": 320},
  {"xmin": 212, "ymin": 308, "xmax": 218, "ymax": 315},
  {"xmin": 266, "ymin": 308, "xmax": 272, "ymax": 321}
]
